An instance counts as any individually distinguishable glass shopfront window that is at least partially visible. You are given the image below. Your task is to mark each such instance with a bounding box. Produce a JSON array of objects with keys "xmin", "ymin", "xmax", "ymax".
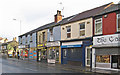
[
  {"xmin": 48, "ymin": 47, "xmax": 55, "ymax": 59},
  {"xmin": 96, "ymin": 55, "xmax": 110, "ymax": 63}
]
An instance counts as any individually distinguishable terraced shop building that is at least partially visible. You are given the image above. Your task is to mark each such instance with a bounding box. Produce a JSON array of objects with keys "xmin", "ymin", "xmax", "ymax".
[
  {"xmin": 18, "ymin": 29, "xmax": 37, "ymax": 60},
  {"xmin": 92, "ymin": 3, "xmax": 120, "ymax": 71},
  {"xmin": 60, "ymin": 2, "xmax": 113, "ymax": 67}
]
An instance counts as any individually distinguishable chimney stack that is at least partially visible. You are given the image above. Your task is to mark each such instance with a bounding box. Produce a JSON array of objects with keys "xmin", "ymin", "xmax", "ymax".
[{"xmin": 54, "ymin": 10, "xmax": 62, "ymax": 23}]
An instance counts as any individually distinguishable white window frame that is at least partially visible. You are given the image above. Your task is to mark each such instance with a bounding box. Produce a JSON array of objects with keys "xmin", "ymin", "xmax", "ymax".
[
  {"xmin": 86, "ymin": 47, "xmax": 91, "ymax": 67},
  {"xmin": 95, "ymin": 18, "xmax": 102, "ymax": 35},
  {"xmin": 66, "ymin": 26, "xmax": 71, "ymax": 38},
  {"xmin": 79, "ymin": 22, "xmax": 85, "ymax": 37},
  {"xmin": 117, "ymin": 14, "xmax": 120, "ymax": 32}
]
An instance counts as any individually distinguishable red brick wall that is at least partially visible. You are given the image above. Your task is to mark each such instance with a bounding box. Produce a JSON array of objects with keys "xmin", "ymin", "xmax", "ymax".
[{"xmin": 102, "ymin": 12, "xmax": 116, "ymax": 35}]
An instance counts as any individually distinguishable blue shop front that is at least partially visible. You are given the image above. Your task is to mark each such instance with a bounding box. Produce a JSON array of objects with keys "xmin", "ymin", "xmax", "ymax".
[{"xmin": 61, "ymin": 38, "xmax": 92, "ymax": 67}]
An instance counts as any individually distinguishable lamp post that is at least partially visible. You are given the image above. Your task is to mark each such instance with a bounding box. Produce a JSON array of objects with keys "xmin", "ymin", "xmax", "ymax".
[{"xmin": 13, "ymin": 19, "xmax": 22, "ymax": 35}]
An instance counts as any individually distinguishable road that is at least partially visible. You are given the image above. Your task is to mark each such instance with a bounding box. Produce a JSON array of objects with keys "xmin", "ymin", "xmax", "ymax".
[{"xmin": 0, "ymin": 54, "xmax": 116, "ymax": 75}]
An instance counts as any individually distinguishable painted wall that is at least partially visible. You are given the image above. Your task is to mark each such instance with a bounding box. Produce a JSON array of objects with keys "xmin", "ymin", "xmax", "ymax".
[
  {"xmin": 61, "ymin": 18, "xmax": 93, "ymax": 40},
  {"xmin": 103, "ymin": 12, "xmax": 116, "ymax": 35},
  {"xmin": 47, "ymin": 26, "xmax": 61, "ymax": 41},
  {"xmin": 28, "ymin": 33, "xmax": 37, "ymax": 48},
  {"xmin": 18, "ymin": 32, "xmax": 37, "ymax": 48},
  {"xmin": 37, "ymin": 29, "xmax": 48, "ymax": 44}
]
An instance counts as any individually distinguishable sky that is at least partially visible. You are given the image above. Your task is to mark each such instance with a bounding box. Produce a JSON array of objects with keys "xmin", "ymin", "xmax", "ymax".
[{"xmin": 0, "ymin": 0, "xmax": 119, "ymax": 41}]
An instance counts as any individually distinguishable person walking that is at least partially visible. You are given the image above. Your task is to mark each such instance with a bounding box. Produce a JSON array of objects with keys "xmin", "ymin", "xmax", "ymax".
[{"xmin": 17, "ymin": 51, "xmax": 20, "ymax": 60}]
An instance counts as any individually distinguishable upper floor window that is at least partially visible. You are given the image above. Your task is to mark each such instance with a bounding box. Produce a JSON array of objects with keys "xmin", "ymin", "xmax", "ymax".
[
  {"xmin": 39, "ymin": 34, "xmax": 41, "ymax": 44},
  {"xmin": 66, "ymin": 26, "xmax": 71, "ymax": 38},
  {"xmin": 30, "ymin": 34, "xmax": 32, "ymax": 42},
  {"xmin": 79, "ymin": 22, "xmax": 85, "ymax": 36},
  {"xmin": 43, "ymin": 32, "xmax": 45, "ymax": 42},
  {"xmin": 95, "ymin": 18, "xmax": 102, "ymax": 35},
  {"xmin": 117, "ymin": 14, "xmax": 120, "ymax": 31},
  {"xmin": 25, "ymin": 35, "xmax": 27, "ymax": 43}
]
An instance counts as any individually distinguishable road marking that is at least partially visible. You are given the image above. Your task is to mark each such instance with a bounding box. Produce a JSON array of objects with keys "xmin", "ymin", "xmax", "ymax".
[{"xmin": 25, "ymin": 68, "xmax": 38, "ymax": 71}]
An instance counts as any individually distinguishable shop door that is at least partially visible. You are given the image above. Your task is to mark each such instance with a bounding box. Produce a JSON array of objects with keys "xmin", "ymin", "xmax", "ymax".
[
  {"xmin": 63, "ymin": 49, "xmax": 67, "ymax": 64},
  {"xmin": 112, "ymin": 55, "xmax": 120, "ymax": 69},
  {"xmin": 86, "ymin": 47, "xmax": 92, "ymax": 67},
  {"xmin": 118, "ymin": 56, "xmax": 120, "ymax": 69},
  {"xmin": 37, "ymin": 50, "xmax": 41, "ymax": 62}
]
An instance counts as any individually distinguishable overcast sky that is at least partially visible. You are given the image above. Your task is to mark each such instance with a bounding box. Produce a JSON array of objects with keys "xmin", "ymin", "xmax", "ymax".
[{"xmin": 0, "ymin": 0, "xmax": 119, "ymax": 41}]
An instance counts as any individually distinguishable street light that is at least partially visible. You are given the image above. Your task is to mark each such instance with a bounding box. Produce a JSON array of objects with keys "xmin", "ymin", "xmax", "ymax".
[{"xmin": 13, "ymin": 19, "xmax": 22, "ymax": 35}]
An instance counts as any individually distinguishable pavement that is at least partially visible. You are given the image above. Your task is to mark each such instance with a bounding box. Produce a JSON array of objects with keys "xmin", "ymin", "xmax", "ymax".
[{"xmin": 1, "ymin": 53, "xmax": 120, "ymax": 75}]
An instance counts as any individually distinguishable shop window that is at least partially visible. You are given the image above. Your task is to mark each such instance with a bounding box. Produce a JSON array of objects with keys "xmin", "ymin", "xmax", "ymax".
[
  {"xmin": 96, "ymin": 55, "xmax": 110, "ymax": 63},
  {"xmin": 66, "ymin": 26, "xmax": 71, "ymax": 38},
  {"xmin": 95, "ymin": 18, "xmax": 102, "ymax": 35},
  {"xmin": 79, "ymin": 22, "xmax": 85, "ymax": 36},
  {"xmin": 117, "ymin": 14, "xmax": 120, "ymax": 31},
  {"xmin": 42, "ymin": 32, "xmax": 45, "ymax": 42}
]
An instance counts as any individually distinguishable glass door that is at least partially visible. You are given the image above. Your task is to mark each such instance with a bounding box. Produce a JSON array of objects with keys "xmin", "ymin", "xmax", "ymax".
[
  {"xmin": 86, "ymin": 47, "xmax": 91, "ymax": 67},
  {"xmin": 118, "ymin": 55, "xmax": 120, "ymax": 69},
  {"xmin": 112, "ymin": 55, "xmax": 120, "ymax": 69}
]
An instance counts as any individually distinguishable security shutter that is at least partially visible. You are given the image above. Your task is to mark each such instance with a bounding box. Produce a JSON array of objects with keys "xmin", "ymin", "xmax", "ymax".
[
  {"xmin": 95, "ymin": 47, "xmax": 120, "ymax": 55},
  {"xmin": 67, "ymin": 48, "xmax": 83, "ymax": 61}
]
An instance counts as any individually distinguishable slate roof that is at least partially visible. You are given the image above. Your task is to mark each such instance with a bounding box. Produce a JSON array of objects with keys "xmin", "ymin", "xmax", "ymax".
[
  {"xmin": 19, "ymin": 16, "xmax": 74, "ymax": 37},
  {"xmin": 19, "ymin": 2, "xmax": 113, "ymax": 37},
  {"xmin": 61, "ymin": 2, "xmax": 113, "ymax": 25},
  {"xmin": 94, "ymin": 4, "xmax": 119, "ymax": 17}
]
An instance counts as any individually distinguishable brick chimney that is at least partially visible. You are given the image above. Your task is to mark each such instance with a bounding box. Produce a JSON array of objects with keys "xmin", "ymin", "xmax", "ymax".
[{"xmin": 54, "ymin": 10, "xmax": 62, "ymax": 23}]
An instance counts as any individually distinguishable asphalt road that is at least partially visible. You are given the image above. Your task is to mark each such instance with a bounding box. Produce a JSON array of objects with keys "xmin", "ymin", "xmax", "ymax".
[{"xmin": 0, "ymin": 54, "xmax": 114, "ymax": 75}]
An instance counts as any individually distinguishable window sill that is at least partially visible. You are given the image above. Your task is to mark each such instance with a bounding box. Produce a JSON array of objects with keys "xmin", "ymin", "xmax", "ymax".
[
  {"xmin": 115, "ymin": 31, "xmax": 120, "ymax": 34},
  {"xmin": 94, "ymin": 34, "xmax": 103, "ymax": 37}
]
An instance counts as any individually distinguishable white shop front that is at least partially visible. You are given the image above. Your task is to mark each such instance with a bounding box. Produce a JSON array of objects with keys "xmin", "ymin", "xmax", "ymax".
[
  {"xmin": 92, "ymin": 34, "xmax": 120, "ymax": 71},
  {"xmin": 46, "ymin": 41, "xmax": 60, "ymax": 64}
]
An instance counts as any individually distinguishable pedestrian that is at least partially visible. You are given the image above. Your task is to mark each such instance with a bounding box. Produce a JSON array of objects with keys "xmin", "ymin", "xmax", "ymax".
[{"xmin": 17, "ymin": 51, "xmax": 20, "ymax": 60}]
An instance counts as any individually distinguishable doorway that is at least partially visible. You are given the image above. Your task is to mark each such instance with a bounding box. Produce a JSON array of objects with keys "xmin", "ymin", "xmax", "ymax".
[
  {"xmin": 111, "ymin": 55, "xmax": 120, "ymax": 69},
  {"xmin": 86, "ymin": 47, "xmax": 92, "ymax": 67}
]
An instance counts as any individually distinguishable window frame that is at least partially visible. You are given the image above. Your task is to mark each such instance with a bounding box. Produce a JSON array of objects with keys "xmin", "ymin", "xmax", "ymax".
[
  {"xmin": 95, "ymin": 18, "xmax": 102, "ymax": 35},
  {"xmin": 79, "ymin": 22, "xmax": 85, "ymax": 37},
  {"xmin": 42, "ymin": 32, "xmax": 45, "ymax": 42},
  {"xmin": 66, "ymin": 26, "xmax": 71, "ymax": 38},
  {"xmin": 117, "ymin": 14, "xmax": 120, "ymax": 32}
]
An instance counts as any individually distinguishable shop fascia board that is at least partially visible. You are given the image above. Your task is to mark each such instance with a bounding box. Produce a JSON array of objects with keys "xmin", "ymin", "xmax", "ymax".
[
  {"xmin": 92, "ymin": 43, "xmax": 120, "ymax": 48},
  {"xmin": 46, "ymin": 41, "xmax": 60, "ymax": 47}
]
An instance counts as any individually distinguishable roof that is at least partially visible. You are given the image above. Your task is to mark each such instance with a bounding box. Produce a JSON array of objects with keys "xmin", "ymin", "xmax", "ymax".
[
  {"xmin": 61, "ymin": 2, "xmax": 113, "ymax": 25},
  {"xmin": 19, "ymin": 15, "xmax": 74, "ymax": 37},
  {"xmin": 94, "ymin": 4, "xmax": 119, "ymax": 17},
  {"xmin": 19, "ymin": 2, "xmax": 113, "ymax": 37}
]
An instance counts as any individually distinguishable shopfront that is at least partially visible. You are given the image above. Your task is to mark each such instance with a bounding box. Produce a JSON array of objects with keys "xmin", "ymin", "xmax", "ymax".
[
  {"xmin": 18, "ymin": 45, "xmax": 29, "ymax": 59},
  {"xmin": 29, "ymin": 48, "xmax": 37, "ymax": 60},
  {"xmin": 61, "ymin": 41, "xmax": 83, "ymax": 66},
  {"xmin": 61, "ymin": 39, "xmax": 92, "ymax": 67},
  {"xmin": 93, "ymin": 34, "xmax": 120, "ymax": 70},
  {"xmin": 46, "ymin": 41, "xmax": 60, "ymax": 63},
  {"xmin": 37, "ymin": 43, "xmax": 47, "ymax": 62}
]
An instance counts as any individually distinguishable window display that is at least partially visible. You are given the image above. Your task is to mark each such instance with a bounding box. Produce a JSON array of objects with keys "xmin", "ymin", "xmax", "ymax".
[{"xmin": 96, "ymin": 55, "xmax": 110, "ymax": 63}]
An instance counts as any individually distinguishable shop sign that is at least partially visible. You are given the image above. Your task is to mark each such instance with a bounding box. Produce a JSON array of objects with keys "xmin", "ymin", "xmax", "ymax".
[
  {"xmin": 62, "ymin": 41, "xmax": 82, "ymax": 46},
  {"xmin": 61, "ymin": 44, "xmax": 82, "ymax": 48},
  {"xmin": 37, "ymin": 43, "xmax": 46, "ymax": 47},
  {"xmin": 18, "ymin": 45, "xmax": 26, "ymax": 48},
  {"xmin": 46, "ymin": 41, "xmax": 60, "ymax": 47},
  {"xmin": 93, "ymin": 34, "xmax": 120, "ymax": 45}
]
